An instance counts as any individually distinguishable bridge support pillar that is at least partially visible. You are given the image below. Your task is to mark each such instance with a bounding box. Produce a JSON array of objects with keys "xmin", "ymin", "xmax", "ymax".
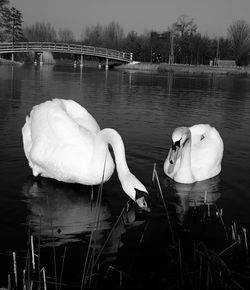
[
  {"xmin": 80, "ymin": 55, "xmax": 83, "ymax": 67},
  {"xmin": 34, "ymin": 52, "xmax": 39, "ymax": 65},
  {"xmin": 11, "ymin": 53, "xmax": 14, "ymax": 63},
  {"xmin": 105, "ymin": 58, "xmax": 109, "ymax": 70},
  {"xmin": 98, "ymin": 57, "xmax": 102, "ymax": 69},
  {"xmin": 39, "ymin": 53, "xmax": 43, "ymax": 65}
]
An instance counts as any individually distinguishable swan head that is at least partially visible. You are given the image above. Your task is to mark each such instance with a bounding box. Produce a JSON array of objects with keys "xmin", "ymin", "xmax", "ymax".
[
  {"xmin": 120, "ymin": 173, "xmax": 150, "ymax": 212},
  {"xmin": 165, "ymin": 127, "xmax": 191, "ymax": 176},
  {"xmin": 169, "ymin": 127, "xmax": 191, "ymax": 164},
  {"xmin": 135, "ymin": 188, "xmax": 150, "ymax": 212},
  {"xmin": 172, "ymin": 127, "xmax": 190, "ymax": 145}
]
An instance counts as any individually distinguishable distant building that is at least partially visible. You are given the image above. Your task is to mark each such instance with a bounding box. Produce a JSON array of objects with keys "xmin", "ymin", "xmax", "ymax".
[{"xmin": 216, "ymin": 59, "xmax": 236, "ymax": 67}]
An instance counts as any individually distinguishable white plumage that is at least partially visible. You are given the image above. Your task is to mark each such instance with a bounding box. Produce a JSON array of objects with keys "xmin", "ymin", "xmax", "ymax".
[
  {"xmin": 22, "ymin": 99, "xmax": 149, "ymax": 209},
  {"xmin": 164, "ymin": 124, "xmax": 224, "ymax": 183}
]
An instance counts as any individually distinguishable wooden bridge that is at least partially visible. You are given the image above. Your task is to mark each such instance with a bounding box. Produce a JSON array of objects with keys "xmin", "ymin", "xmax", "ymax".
[{"xmin": 0, "ymin": 42, "xmax": 133, "ymax": 66}]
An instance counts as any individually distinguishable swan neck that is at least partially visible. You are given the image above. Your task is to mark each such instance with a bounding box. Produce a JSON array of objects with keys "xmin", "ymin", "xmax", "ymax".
[
  {"xmin": 98, "ymin": 128, "xmax": 129, "ymax": 177},
  {"xmin": 177, "ymin": 135, "xmax": 193, "ymax": 182},
  {"xmin": 181, "ymin": 138, "xmax": 191, "ymax": 164}
]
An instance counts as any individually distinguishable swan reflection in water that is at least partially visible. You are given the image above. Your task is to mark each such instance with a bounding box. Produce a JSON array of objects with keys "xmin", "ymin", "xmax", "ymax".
[
  {"xmin": 22, "ymin": 178, "xmax": 143, "ymax": 251},
  {"xmin": 165, "ymin": 175, "xmax": 221, "ymax": 225}
]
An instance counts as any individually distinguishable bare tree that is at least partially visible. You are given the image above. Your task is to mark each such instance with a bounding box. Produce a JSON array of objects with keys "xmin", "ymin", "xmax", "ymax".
[
  {"xmin": 228, "ymin": 20, "xmax": 250, "ymax": 65},
  {"xmin": 103, "ymin": 21, "xmax": 124, "ymax": 49},
  {"xmin": 171, "ymin": 15, "xmax": 198, "ymax": 64},
  {"xmin": 23, "ymin": 21, "xmax": 57, "ymax": 42},
  {"xmin": 58, "ymin": 28, "xmax": 75, "ymax": 43},
  {"xmin": 81, "ymin": 22, "xmax": 124, "ymax": 49},
  {"xmin": 81, "ymin": 24, "xmax": 104, "ymax": 46},
  {"xmin": 173, "ymin": 14, "xmax": 197, "ymax": 37}
]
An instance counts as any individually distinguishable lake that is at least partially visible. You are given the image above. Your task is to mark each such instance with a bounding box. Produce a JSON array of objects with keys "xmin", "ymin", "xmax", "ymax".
[{"xmin": 1, "ymin": 64, "xmax": 250, "ymax": 289}]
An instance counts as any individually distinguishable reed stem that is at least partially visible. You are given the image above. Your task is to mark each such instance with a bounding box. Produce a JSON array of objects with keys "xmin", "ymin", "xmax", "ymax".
[
  {"xmin": 38, "ymin": 210, "xmax": 42, "ymax": 290},
  {"xmin": 13, "ymin": 252, "xmax": 17, "ymax": 289},
  {"xmin": 219, "ymin": 241, "xmax": 239, "ymax": 256},
  {"xmin": 92, "ymin": 200, "xmax": 129, "ymax": 270},
  {"xmin": 242, "ymin": 227, "xmax": 249, "ymax": 262},
  {"xmin": 47, "ymin": 196, "xmax": 58, "ymax": 290},
  {"xmin": 31, "ymin": 235, "xmax": 35, "ymax": 272},
  {"xmin": 42, "ymin": 267, "xmax": 47, "ymax": 290},
  {"xmin": 81, "ymin": 154, "xmax": 107, "ymax": 289},
  {"xmin": 7, "ymin": 274, "xmax": 11, "ymax": 290},
  {"xmin": 59, "ymin": 245, "xmax": 67, "ymax": 290},
  {"xmin": 152, "ymin": 162, "xmax": 156, "ymax": 182},
  {"xmin": 153, "ymin": 164, "xmax": 175, "ymax": 244},
  {"xmin": 214, "ymin": 205, "xmax": 228, "ymax": 240},
  {"xmin": 232, "ymin": 224, "xmax": 236, "ymax": 241},
  {"xmin": 23, "ymin": 269, "xmax": 26, "ymax": 290}
]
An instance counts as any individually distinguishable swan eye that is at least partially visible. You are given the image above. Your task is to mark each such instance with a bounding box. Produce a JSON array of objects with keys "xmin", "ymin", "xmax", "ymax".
[
  {"xmin": 172, "ymin": 139, "xmax": 181, "ymax": 151},
  {"xmin": 200, "ymin": 134, "xmax": 205, "ymax": 141}
]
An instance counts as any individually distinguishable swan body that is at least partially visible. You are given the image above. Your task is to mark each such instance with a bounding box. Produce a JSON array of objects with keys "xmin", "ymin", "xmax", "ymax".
[
  {"xmin": 164, "ymin": 124, "xmax": 224, "ymax": 183},
  {"xmin": 22, "ymin": 99, "xmax": 149, "ymax": 209}
]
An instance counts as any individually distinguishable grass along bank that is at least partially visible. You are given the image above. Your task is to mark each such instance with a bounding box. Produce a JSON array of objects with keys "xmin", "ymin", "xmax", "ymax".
[
  {"xmin": 117, "ymin": 61, "xmax": 250, "ymax": 76},
  {"xmin": 0, "ymin": 57, "xmax": 23, "ymax": 66}
]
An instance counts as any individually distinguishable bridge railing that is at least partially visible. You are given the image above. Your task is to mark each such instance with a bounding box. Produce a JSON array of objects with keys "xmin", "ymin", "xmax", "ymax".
[{"xmin": 0, "ymin": 42, "xmax": 132, "ymax": 62}]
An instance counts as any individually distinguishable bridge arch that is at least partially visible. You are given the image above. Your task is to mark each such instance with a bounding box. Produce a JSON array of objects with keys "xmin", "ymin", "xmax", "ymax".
[{"xmin": 0, "ymin": 42, "xmax": 133, "ymax": 67}]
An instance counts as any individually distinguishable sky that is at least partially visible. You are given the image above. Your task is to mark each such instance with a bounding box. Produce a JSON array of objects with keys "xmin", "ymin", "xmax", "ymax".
[{"xmin": 10, "ymin": 0, "xmax": 250, "ymax": 39}]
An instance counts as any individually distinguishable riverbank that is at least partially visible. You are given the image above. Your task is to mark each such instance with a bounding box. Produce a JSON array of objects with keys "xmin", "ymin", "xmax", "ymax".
[
  {"xmin": 0, "ymin": 57, "xmax": 23, "ymax": 66},
  {"xmin": 117, "ymin": 62, "xmax": 250, "ymax": 76},
  {"xmin": 0, "ymin": 57, "xmax": 106, "ymax": 68}
]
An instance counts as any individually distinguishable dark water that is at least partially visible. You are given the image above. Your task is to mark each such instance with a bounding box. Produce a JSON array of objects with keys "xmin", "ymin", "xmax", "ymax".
[{"xmin": 1, "ymin": 64, "xmax": 250, "ymax": 288}]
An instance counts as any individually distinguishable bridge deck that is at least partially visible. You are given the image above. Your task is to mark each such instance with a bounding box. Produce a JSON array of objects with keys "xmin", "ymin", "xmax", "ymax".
[{"xmin": 0, "ymin": 42, "xmax": 132, "ymax": 63}]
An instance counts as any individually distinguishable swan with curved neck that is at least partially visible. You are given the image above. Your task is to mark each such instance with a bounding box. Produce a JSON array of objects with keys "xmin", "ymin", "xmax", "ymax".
[
  {"xmin": 22, "ymin": 99, "xmax": 149, "ymax": 210},
  {"xmin": 164, "ymin": 124, "xmax": 224, "ymax": 183}
]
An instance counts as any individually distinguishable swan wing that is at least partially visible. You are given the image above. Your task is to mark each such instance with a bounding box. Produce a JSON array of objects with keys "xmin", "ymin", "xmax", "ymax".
[
  {"xmin": 59, "ymin": 99, "xmax": 100, "ymax": 134},
  {"xmin": 190, "ymin": 125, "xmax": 223, "ymax": 180},
  {"xmin": 25, "ymin": 100, "xmax": 96, "ymax": 182}
]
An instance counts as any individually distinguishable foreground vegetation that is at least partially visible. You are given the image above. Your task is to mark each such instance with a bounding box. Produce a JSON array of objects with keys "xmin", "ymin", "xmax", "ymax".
[{"xmin": 1, "ymin": 166, "xmax": 250, "ymax": 290}]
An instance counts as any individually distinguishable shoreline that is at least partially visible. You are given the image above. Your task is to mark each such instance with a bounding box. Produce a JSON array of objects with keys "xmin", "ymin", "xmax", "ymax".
[
  {"xmin": 0, "ymin": 57, "xmax": 23, "ymax": 66},
  {"xmin": 0, "ymin": 58, "xmax": 106, "ymax": 68},
  {"xmin": 1, "ymin": 57, "xmax": 249, "ymax": 76},
  {"xmin": 116, "ymin": 62, "xmax": 250, "ymax": 76}
]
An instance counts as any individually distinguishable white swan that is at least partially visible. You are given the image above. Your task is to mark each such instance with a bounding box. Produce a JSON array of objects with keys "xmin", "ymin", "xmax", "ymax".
[
  {"xmin": 22, "ymin": 99, "xmax": 149, "ymax": 209},
  {"xmin": 164, "ymin": 124, "xmax": 224, "ymax": 183}
]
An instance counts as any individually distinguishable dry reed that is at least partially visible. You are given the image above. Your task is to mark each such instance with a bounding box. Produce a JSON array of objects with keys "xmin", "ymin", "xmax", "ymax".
[
  {"xmin": 152, "ymin": 163, "xmax": 175, "ymax": 243},
  {"xmin": 3, "ymin": 161, "xmax": 250, "ymax": 290},
  {"xmin": 12, "ymin": 252, "xmax": 17, "ymax": 289},
  {"xmin": 47, "ymin": 195, "xmax": 58, "ymax": 290}
]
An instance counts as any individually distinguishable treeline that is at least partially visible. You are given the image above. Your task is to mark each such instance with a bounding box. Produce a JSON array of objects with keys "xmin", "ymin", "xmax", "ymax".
[{"xmin": 0, "ymin": 0, "xmax": 250, "ymax": 66}]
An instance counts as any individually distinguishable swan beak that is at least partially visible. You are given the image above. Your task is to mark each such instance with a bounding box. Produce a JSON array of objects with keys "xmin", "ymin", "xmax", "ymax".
[
  {"xmin": 135, "ymin": 189, "xmax": 151, "ymax": 212},
  {"xmin": 168, "ymin": 145, "xmax": 180, "ymax": 174}
]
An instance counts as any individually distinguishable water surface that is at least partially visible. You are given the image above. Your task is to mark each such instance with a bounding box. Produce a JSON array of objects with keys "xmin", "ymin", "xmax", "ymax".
[{"xmin": 1, "ymin": 64, "xmax": 250, "ymax": 288}]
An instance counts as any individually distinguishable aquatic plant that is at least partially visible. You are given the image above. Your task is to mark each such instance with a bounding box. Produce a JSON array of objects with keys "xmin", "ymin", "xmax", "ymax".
[{"xmin": 2, "ymin": 163, "xmax": 250, "ymax": 290}]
